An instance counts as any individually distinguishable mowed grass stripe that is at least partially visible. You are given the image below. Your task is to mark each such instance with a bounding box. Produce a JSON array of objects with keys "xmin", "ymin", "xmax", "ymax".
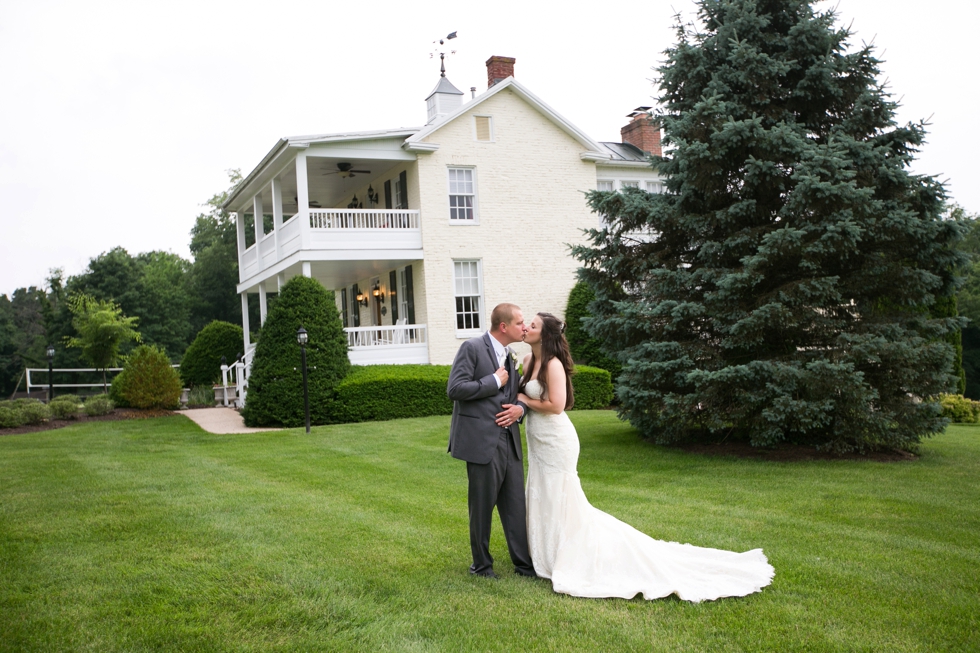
[{"xmin": 1, "ymin": 413, "xmax": 978, "ymax": 651}]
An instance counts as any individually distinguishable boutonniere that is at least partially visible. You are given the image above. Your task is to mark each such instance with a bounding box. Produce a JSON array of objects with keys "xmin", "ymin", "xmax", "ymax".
[{"xmin": 509, "ymin": 350, "xmax": 519, "ymax": 368}]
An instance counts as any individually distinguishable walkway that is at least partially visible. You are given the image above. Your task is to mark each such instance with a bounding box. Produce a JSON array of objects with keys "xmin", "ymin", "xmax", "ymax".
[{"xmin": 180, "ymin": 407, "xmax": 282, "ymax": 434}]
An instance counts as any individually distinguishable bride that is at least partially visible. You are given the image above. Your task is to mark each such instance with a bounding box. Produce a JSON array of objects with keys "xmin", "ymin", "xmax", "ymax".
[{"xmin": 517, "ymin": 312, "xmax": 775, "ymax": 602}]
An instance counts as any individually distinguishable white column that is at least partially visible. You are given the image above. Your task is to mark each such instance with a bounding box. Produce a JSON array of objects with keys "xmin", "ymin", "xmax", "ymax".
[
  {"xmin": 259, "ymin": 282, "xmax": 268, "ymax": 325},
  {"xmin": 234, "ymin": 212, "xmax": 247, "ymax": 282},
  {"xmin": 271, "ymin": 177, "xmax": 283, "ymax": 260},
  {"xmin": 302, "ymin": 262, "xmax": 312, "ymax": 278},
  {"xmin": 241, "ymin": 292, "xmax": 251, "ymax": 352},
  {"xmin": 277, "ymin": 272, "xmax": 286, "ymax": 291},
  {"xmin": 295, "ymin": 153, "xmax": 310, "ymax": 248},
  {"xmin": 252, "ymin": 194, "xmax": 264, "ymax": 246}
]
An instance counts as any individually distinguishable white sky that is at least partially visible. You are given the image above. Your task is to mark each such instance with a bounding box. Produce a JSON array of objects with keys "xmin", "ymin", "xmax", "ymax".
[{"xmin": 1, "ymin": 0, "xmax": 976, "ymax": 296}]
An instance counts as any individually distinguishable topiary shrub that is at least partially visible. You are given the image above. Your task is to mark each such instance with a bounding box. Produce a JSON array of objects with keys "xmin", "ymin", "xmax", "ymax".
[
  {"xmin": 111, "ymin": 345, "xmax": 182, "ymax": 409},
  {"xmin": 84, "ymin": 394, "xmax": 115, "ymax": 417},
  {"xmin": 180, "ymin": 320, "xmax": 244, "ymax": 388},
  {"xmin": 330, "ymin": 365, "xmax": 454, "ymax": 423},
  {"xmin": 49, "ymin": 396, "xmax": 82, "ymax": 420},
  {"xmin": 939, "ymin": 394, "xmax": 980, "ymax": 423},
  {"xmin": 570, "ymin": 365, "xmax": 614, "ymax": 410},
  {"xmin": 565, "ymin": 281, "xmax": 621, "ymax": 381},
  {"xmin": 242, "ymin": 276, "xmax": 351, "ymax": 427}
]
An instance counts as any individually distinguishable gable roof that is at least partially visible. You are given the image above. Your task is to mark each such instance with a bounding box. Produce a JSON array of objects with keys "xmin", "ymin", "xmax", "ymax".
[{"xmin": 404, "ymin": 76, "xmax": 608, "ymax": 158}]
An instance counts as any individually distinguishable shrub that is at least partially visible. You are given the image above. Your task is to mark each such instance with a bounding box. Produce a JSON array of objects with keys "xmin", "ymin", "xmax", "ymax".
[
  {"xmin": 329, "ymin": 365, "xmax": 454, "ymax": 423},
  {"xmin": 49, "ymin": 396, "xmax": 82, "ymax": 420},
  {"xmin": 939, "ymin": 394, "xmax": 980, "ymax": 423},
  {"xmin": 0, "ymin": 404, "xmax": 24, "ymax": 428},
  {"xmin": 84, "ymin": 394, "xmax": 115, "ymax": 417},
  {"xmin": 242, "ymin": 276, "xmax": 350, "ymax": 427},
  {"xmin": 325, "ymin": 363, "xmax": 614, "ymax": 424},
  {"xmin": 565, "ymin": 281, "xmax": 621, "ymax": 380},
  {"xmin": 18, "ymin": 399, "xmax": 51, "ymax": 425},
  {"xmin": 570, "ymin": 365, "xmax": 614, "ymax": 410},
  {"xmin": 180, "ymin": 321, "xmax": 244, "ymax": 388},
  {"xmin": 111, "ymin": 345, "xmax": 182, "ymax": 409},
  {"xmin": 187, "ymin": 385, "xmax": 215, "ymax": 407}
]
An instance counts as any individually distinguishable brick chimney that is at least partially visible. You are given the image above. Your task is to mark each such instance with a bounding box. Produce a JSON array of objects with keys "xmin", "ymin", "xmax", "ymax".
[
  {"xmin": 621, "ymin": 107, "xmax": 661, "ymax": 156},
  {"xmin": 486, "ymin": 56, "xmax": 516, "ymax": 88}
]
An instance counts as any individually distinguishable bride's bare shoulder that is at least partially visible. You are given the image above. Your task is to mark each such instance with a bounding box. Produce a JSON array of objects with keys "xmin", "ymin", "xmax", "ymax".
[{"xmin": 522, "ymin": 353, "xmax": 532, "ymax": 367}]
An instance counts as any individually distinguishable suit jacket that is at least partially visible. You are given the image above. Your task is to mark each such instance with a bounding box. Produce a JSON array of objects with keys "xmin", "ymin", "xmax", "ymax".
[{"xmin": 447, "ymin": 332, "xmax": 527, "ymax": 464}]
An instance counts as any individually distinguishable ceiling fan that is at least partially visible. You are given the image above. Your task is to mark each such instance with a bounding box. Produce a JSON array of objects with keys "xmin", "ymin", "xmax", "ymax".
[{"xmin": 324, "ymin": 162, "xmax": 371, "ymax": 178}]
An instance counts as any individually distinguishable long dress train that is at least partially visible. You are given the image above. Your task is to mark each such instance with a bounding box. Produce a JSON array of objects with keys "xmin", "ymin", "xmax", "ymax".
[{"xmin": 524, "ymin": 380, "xmax": 775, "ymax": 602}]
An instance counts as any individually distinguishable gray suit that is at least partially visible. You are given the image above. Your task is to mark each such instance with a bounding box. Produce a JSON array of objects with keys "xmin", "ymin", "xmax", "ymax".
[{"xmin": 447, "ymin": 332, "xmax": 534, "ymax": 576}]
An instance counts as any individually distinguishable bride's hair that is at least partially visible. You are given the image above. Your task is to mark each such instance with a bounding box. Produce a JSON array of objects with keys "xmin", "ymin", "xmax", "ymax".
[{"xmin": 520, "ymin": 312, "xmax": 575, "ymax": 410}]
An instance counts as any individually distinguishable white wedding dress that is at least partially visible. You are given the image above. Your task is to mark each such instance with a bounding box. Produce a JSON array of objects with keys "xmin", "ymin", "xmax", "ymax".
[{"xmin": 524, "ymin": 380, "xmax": 775, "ymax": 602}]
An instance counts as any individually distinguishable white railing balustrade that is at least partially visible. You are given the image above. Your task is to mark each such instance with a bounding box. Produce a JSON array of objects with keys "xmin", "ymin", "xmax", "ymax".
[
  {"xmin": 345, "ymin": 324, "xmax": 427, "ymax": 348},
  {"xmin": 309, "ymin": 209, "xmax": 419, "ymax": 230}
]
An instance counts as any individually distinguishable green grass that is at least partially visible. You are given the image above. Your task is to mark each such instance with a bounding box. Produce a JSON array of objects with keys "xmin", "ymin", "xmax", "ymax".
[{"xmin": 1, "ymin": 413, "xmax": 978, "ymax": 652}]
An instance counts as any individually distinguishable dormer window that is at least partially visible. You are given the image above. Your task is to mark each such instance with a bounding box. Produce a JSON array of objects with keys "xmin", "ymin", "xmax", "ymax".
[{"xmin": 475, "ymin": 116, "xmax": 493, "ymax": 142}]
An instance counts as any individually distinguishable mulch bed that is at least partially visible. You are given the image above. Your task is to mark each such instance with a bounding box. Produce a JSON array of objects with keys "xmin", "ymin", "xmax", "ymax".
[
  {"xmin": 671, "ymin": 440, "xmax": 918, "ymax": 462},
  {"xmin": 1, "ymin": 408, "xmax": 177, "ymax": 436}
]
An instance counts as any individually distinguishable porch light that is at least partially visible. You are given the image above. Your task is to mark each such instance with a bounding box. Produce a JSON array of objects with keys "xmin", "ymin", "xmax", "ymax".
[
  {"xmin": 372, "ymin": 283, "xmax": 385, "ymax": 304},
  {"xmin": 368, "ymin": 185, "xmax": 379, "ymax": 205},
  {"xmin": 356, "ymin": 290, "xmax": 369, "ymax": 307}
]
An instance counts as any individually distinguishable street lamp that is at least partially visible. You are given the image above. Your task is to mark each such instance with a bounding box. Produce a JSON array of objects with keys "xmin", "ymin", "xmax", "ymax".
[
  {"xmin": 46, "ymin": 345, "xmax": 55, "ymax": 402},
  {"xmin": 297, "ymin": 327, "xmax": 310, "ymax": 433}
]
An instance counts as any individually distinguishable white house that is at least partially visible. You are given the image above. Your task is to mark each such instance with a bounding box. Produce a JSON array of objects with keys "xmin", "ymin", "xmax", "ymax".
[{"xmin": 224, "ymin": 56, "xmax": 663, "ymax": 369}]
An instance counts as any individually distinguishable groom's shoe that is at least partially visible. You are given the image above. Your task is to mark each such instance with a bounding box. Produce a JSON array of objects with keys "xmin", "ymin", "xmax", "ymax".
[
  {"xmin": 515, "ymin": 569, "xmax": 538, "ymax": 578},
  {"xmin": 470, "ymin": 569, "xmax": 498, "ymax": 579}
]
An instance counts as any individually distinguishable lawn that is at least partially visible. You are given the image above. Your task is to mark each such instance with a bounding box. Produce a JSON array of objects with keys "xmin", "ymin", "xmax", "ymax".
[{"xmin": 1, "ymin": 412, "xmax": 978, "ymax": 652}]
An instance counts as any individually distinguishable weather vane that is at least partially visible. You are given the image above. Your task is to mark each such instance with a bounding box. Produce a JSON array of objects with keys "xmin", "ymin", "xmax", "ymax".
[{"xmin": 430, "ymin": 31, "xmax": 458, "ymax": 77}]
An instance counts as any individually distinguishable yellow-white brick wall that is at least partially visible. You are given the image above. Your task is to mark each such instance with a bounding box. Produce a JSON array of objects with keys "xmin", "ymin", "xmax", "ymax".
[{"xmin": 416, "ymin": 88, "xmax": 598, "ymax": 365}]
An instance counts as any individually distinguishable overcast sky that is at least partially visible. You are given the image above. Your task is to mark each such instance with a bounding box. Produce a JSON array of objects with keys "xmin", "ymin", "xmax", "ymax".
[{"xmin": 1, "ymin": 0, "xmax": 976, "ymax": 297}]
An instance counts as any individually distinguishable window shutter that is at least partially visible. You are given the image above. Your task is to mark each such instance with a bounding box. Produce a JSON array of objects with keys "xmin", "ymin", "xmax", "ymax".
[
  {"xmin": 475, "ymin": 116, "xmax": 492, "ymax": 141},
  {"xmin": 389, "ymin": 270, "xmax": 398, "ymax": 322},
  {"xmin": 384, "ymin": 180, "xmax": 392, "ymax": 210},
  {"xmin": 351, "ymin": 284, "xmax": 361, "ymax": 327},
  {"xmin": 340, "ymin": 288, "xmax": 348, "ymax": 327},
  {"xmin": 404, "ymin": 265, "xmax": 415, "ymax": 324},
  {"xmin": 398, "ymin": 171, "xmax": 408, "ymax": 209}
]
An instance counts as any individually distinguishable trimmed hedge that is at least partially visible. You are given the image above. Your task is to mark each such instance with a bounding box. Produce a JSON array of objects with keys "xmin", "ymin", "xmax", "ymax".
[
  {"xmin": 111, "ymin": 345, "xmax": 182, "ymax": 410},
  {"xmin": 570, "ymin": 365, "xmax": 614, "ymax": 410},
  {"xmin": 242, "ymin": 276, "xmax": 350, "ymax": 427},
  {"xmin": 329, "ymin": 365, "xmax": 454, "ymax": 423},
  {"xmin": 180, "ymin": 321, "xmax": 244, "ymax": 387},
  {"xmin": 49, "ymin": 395, "xmax": 82, "ymax": 420},
  {"xmin": 326, "ymin": 363, "xmax": 615, "ymax": 424},
  {"xmin": 565, "ymin": 281, "xmax": 621, "ymax": 380},
  {"xmin": 84, "ymin": 394, "xmax": 115, "ymax": 417}
]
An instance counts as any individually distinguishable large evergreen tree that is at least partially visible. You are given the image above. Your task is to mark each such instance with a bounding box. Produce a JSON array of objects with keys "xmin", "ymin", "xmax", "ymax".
[{"xmin": 574, "ymin": 0, "xmax": 964, "ymax": 451}]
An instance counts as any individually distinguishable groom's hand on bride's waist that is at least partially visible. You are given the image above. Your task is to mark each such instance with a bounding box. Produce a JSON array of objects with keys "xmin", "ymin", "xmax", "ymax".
[{"xmin": 495, "ymin": 403, "xmax": 524, "ymax": 427}]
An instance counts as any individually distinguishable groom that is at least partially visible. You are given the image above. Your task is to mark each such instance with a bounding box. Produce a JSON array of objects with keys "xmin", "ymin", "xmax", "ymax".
[{"xmin": 447, "ymin": 303, "xmax": 536, "ymax": 578}]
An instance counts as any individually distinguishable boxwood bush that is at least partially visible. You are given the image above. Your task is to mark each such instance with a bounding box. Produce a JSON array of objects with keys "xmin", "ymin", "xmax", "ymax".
[
  {"xmin": 329, "ymin": 365, "xmax": 454, "ymax": 423},
  {"xmin": 84, "ymin": 394, "xmax": 115, "ymax": 417},
  {"xmin": 111, "ymin": 345, "xmax": 182, "ymax": 410},
  {"xmin": 180, "ymin": 321, "xmax": 244, "ymax": 388},
  {"xmin": 16, "ymin": 398, "xmax": 51, "ymax": 425},
  {"xmin": 0, "ymin": 403, "xmax": 24, "ymax": 428},
  {"xmin": 325, "ymin": 363, "xmax": 614, "ymax": 424},
  {"xmin": 570, "ymin": 365, "xmax": 614, "ymax": 410},
  {"xmin": 49, "ymin": 395, "xmax": 82, "ymax": 420},
  {"xmin": 939, "ymin": 393, "xmax": 980, "ymax": 423},
  {"xmin": 242, "ymin": 276, "xmax": 350, "ymax": 428}
]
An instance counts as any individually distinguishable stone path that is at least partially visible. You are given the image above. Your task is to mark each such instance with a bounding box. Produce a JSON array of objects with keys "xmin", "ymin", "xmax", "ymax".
[{"xmin": 180, "ymin": 407, "xmax": 282, "ymax": 434}]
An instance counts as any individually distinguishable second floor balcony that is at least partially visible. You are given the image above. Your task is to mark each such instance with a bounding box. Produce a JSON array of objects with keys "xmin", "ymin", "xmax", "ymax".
[{"xmin": 239, "ymin": 207, "xmax": 422, "ymax": 285}]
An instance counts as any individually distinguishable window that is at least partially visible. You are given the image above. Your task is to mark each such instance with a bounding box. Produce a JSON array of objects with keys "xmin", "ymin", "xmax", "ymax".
[
  {"xmin": 475, "ymin": 116, "xmax": 493, "ymax": 141},
  {"xmin": 453, "ymin": 260, "xmax": 482, "ymax": 332},
  {"xmin": 646, "ymin": 180, "xmax": 663, "ymax": 194},
  {"xmin": 448, "ymin": 168, "xmax": 476, "ymax": 222},
  {"xmin": 597, "ymin": 180, "xmax": 614, "ymax": 192},
  {"xmin": 621, "ymin": 181, "xmax": 640, "ymax": 189},
  {"xmin": 398, "ymin": 268, "xmax": 409, "ymax": 322}
]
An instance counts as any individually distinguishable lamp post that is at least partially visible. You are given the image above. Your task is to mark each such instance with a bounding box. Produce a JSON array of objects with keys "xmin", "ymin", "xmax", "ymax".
[
  {"xmin": 46, "ymin": 345, "xmax": 55, "ymax": 402},
  {"xmin": 297, "ymin": 327, "xmax": 310, "ymax": 433}
]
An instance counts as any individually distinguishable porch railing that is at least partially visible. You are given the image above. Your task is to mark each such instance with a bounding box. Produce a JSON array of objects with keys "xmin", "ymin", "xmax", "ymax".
[
  {"xmin": 345, "ymin": 324, "xmax": 427, "ymax": 348},
  {"xmin": 310, "ymin": 209, "xmax": 419, "ymax": 230}
]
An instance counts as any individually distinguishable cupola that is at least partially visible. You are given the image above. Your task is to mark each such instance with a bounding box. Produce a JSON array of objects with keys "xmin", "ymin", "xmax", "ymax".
[{"xmin": 425, "ymin": 75, "xmax": 464, "ymax": 125}]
